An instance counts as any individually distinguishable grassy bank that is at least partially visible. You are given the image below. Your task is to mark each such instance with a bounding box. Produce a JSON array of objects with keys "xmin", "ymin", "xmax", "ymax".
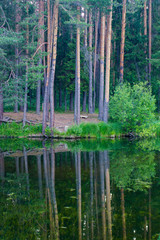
[{"xmin": 1, "ymin": 121, "xmax": 160, "ymax": 138}]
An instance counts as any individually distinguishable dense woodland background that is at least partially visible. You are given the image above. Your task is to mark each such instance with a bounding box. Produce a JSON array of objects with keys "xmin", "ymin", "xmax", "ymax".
[{"xmin": 0, "ymin": 0, "xmax": 159, "ymax": 133}]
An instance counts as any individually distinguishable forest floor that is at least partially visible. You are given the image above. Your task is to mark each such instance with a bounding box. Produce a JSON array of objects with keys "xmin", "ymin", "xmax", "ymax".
[{"xmin": 4, "ymin": 112, "xmax": 99, "ymax": 132}]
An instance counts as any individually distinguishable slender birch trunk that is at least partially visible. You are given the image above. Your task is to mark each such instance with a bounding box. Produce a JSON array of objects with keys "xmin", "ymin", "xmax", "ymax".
[
  {"xmin": 23, "ymin": 3, "xmax": 29, "ymax": 127},
  {"xmin": 88, "ymin": 10, "xmax": 93, "ymax": 114},
  {"xmin": 103, "ymin": 1, "xmax": 113, "ymax": 122},
  {"xmin": 75, "ymin": 6, "xmax": 81, "ymax": 125},
  {"xmin": 93, "ymin": 10, "xmax": 99, "ymax": 112},
  {"xmin": 119, "ymin": 0, "xmax": 126, "ymax": 83},
  {"xmin": 98, "ymin": 13, "xmax": 105, "ymax": 120},
  {"xmin": 148, "ymin": 0, "xmax": 152, "ymax": 84},
  {"xmin": 50, "ymin": 0, "xmax": 59, "ymax": 131},
  {"xmin": 82, "ymin": 9, "xmax": 87, "ymax": 113}
]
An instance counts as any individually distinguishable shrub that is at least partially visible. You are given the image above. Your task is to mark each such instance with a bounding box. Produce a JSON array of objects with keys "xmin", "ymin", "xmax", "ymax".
[{"xmin": 109, "ymin": 83, "xmax": 156, "ymax": 132}]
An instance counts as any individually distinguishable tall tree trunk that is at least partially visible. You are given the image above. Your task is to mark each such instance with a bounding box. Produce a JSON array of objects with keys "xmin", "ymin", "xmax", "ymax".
[
  {"xmin": 103, "ymin": 1, "xmax": 113, "ymax": 122},
  {"xmin": 42, "ymin": 0, "xmax": 51, "ymax": 134},
  {"xmin": 23, "ymin": 3, "xmax": 29, "ymax": 127},
  {"xmin": 14, "ymin": 3, "xmax": 21, "ymax": 113},
  {"xmin": 98, "ymin": 13, "xmax": 105, "ymax": 120},
  {"xmin": 75, "ymin": 6, "xmax": 81, "ymax": 125},
  {"xmin": 64, "ymin": 89, "xmax": 67, "ymax": 112},
  {"xmin": 148, "ymin": 0, "xmax": 152, "ymax": 84},
  {"xmin": 112, "ymin": 40, "xmax": 116, "ymax": 88},
  {"xmin": 119, "ymin": 0, "xmax": 126, "ymax": 83},
  {"xmin": 93, "ymin": 10, "xmax": 99, "ymax": 112},
  {"xmin": 0, "ymin": 85, "xmax": 3, "ymax": 123},
  {"xmin": 88, "ymin": 10, "xmax": 93, "ymax": 114},
  {"xmin": 82, "ymin": 91, "xmax": 87, "ymax": 112},
  {"xmin": 70, "ymin": 92, "xmax": 74, "ymax": 111},
  {"xmin": 144, "ymin": 1, "xmax": 148, "ymax": 80},
  {"xmin": 36, "ymin": 0, "xmax": 44, "ymax": 114},
  {"xmin": 50, "ymin": 0, "xmax": 59, "ymax": 131}
]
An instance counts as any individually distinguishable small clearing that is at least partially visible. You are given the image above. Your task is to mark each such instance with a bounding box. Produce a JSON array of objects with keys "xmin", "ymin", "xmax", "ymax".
[{"xmin": 4, "ymin": 112, "xmax": 99, "ymax": 132}]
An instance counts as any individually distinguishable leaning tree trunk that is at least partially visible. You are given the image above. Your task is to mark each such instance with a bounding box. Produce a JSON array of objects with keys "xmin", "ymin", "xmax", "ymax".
[
  {"xmin": 103, "ymin": 1, "xmax": 113, "ymax": 122},
  {"xmin": 23, "ymin": 3, "xmax": 29, "ymax": 127},
  {"xmin": 88, "ymin": 10, "xmax": 93, "ymax": 114},
  {"xmin": 50, "ymin": 0, "xmax": 59, "ymax": 132},
  {"xmin": 75, "ymin": 6, "xmax": 81, "ymax": 125},
  {"xmin": 148, "ymin": 0, "xmax": 152, "ymax": 84},
  {"xmin": 119, "ymin": 0, "xmax": 126, "ymax": 83},
  {"xmin": 98, "ymin": 13, "xmax": 105, "ymax": 120}
]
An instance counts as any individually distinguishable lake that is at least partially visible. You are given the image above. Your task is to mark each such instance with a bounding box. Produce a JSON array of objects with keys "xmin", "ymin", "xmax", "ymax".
[{"xmin": 0, "ymin": 138, "xmax": 160, "ymax": 239}]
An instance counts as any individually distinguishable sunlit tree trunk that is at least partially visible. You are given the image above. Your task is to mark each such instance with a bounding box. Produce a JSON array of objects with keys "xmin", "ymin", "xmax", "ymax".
[
  {"xmin": 93, "ymin": 10, "xmax": 99, "ymax": 112},
  {"xmin": 36, "ymin": 0, "xmax": 44, "ymax": 114},
  {"xmin": 23, "ymin": 3, "xmax": 29, "ymax": 127},
  {"xmin": 119, "ymin": 0, "xmax": 126, "ymax": 83},
  {"xmin": 42, "ymin": 0, "xmax": 51, "ymax": 134},
  {"xmin": 148, "ymin": 0, "xmax": 152, "ymax": 84},
  {"xmin": 88, "ymin": 10, "xmax": 93, "ymax": 114},
  {"xmin": 99, "ymin": 13, "xmax": 105, "ymax": 120},
  {"xmin": 75, "ymin": 6, "xmax": 81, "ymax": 125},
  {"xmin": 103, "ymin": 1, "xmax": 113, "ymax": 122},
  {"xmin": 50, "ymin": 0, "xmax": 59, "ymax": 132}
]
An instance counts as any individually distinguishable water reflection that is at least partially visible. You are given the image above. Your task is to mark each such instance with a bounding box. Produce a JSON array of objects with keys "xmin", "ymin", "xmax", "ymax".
[{"xmin": 0, "ymin": 140, "xmax": 160, "ymax": 239}]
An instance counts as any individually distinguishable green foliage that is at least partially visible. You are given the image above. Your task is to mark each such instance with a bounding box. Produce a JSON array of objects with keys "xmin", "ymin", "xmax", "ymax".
[
  {"xmin": 0, "ymin": 122, "xmax": 42, "ymax": 137},
  {"xmin": 109, "ymin": 83, "xmax": 156, "ymax": 132}
]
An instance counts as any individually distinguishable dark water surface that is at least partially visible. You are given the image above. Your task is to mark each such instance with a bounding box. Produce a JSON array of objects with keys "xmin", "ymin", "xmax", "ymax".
[{"xmin": 0, "ymin": 139, "xmax": 160, "ymax": 240}]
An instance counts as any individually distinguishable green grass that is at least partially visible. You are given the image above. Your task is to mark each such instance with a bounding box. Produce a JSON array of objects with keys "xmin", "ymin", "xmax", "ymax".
[
  {"xmin": 0, "ymin": 122, "xmax": 42, "ymax": 137},
  {"xmin": 65, "ymin": 122, "xmax": 124, "ymax": 138}
]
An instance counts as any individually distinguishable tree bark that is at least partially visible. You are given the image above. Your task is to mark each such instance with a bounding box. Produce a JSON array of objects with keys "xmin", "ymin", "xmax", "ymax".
[
  {"xmin": 70, "ymin": 92, "xmax": 74, "ymax": 111},
  {"xmin": 23, "ymin": 3, "xmax": 29, "ymax": 127},
  {"xmin": 148, "ymin": 0, "xmax": 152, "ymax": 84},
  {"xmin": 88, "ymin": 10, "xmax": 93, "ymax": 114},
  {"xmin": 119, "ymin": 0, "xmax": 126, "ymax": 83},
  {"xmin": 36, "ymin": 0, "xmax": 44, "ymax": 114},
  {"xmin": 42, "ymin": 0, "xmax": 51, "ymax": 134},
  {"xmin": 82, "ymin": 91, "xmax": 87, "ymax": 112},
  {"xmin": 98, "ymin": 13, "xmax": 105, "ymax": 120},
  {"xmin": 75, "ymin": 6, "xmax": 81, "ymax": 125},
  {"xmin": 93, "ymin": 10, "xmax": 99, "ymax": 112},
  {"xmin": 50, "ymin": 0, "xmax": 59, "ymax": 132},
  {"xmin": 144, "ymin": 1, "xmax": 148, "ymax": 80},
  {"xmin": 103, "ymin": 1, "xmax": 113, "ymax": 122},
  {"xmin": 14, "ymin": 3, "xmax": 21, "ymax": 113}
]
